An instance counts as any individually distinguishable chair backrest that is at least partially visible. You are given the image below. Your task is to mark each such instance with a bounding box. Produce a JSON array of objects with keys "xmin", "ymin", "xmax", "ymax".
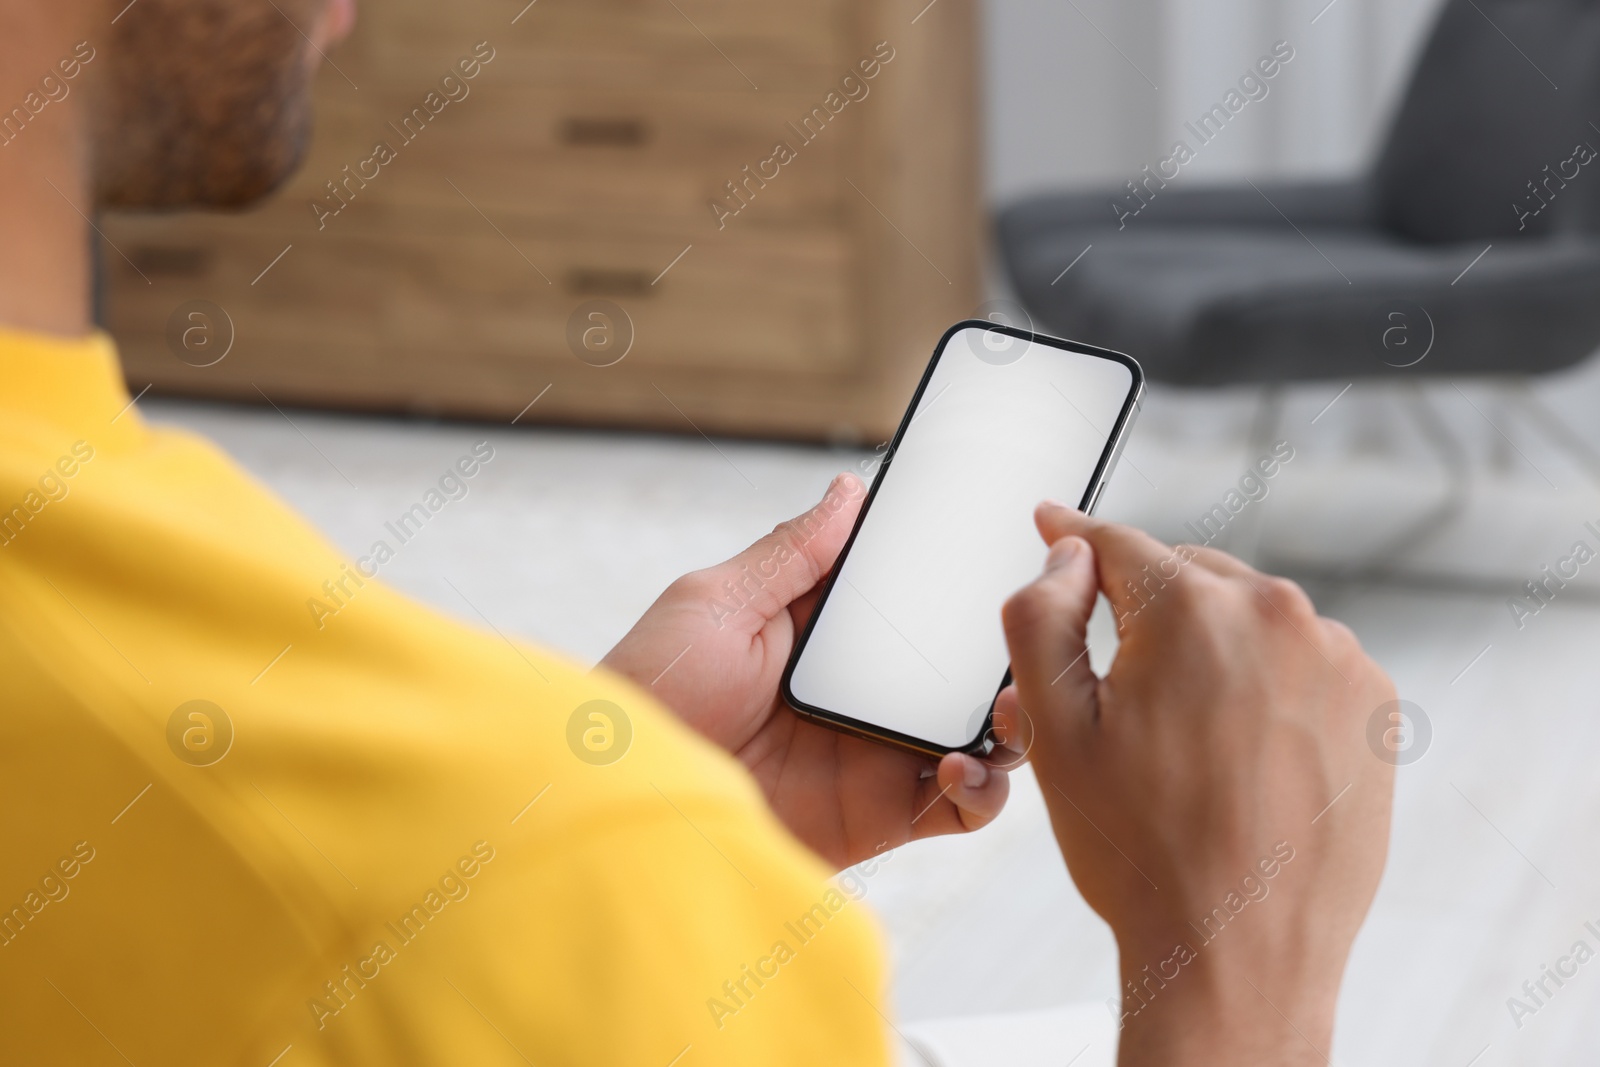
[{"xmin": 1373, "ymin": 0, "xmax": 1600, "ymax": 242}]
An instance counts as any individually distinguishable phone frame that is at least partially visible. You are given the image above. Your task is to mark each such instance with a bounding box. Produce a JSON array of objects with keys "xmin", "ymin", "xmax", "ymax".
[{"xmin": 779, "ymin": 319, "xmax": 1145, "ymax": 759}]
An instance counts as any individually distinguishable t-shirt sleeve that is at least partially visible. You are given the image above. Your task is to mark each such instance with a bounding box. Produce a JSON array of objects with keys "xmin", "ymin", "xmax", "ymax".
[{"xmin": 300, "ymin": 796, "xmax": 895, "ymax": 1067}]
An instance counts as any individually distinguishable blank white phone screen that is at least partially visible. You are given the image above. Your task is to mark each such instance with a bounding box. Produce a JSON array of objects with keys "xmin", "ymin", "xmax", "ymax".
[{"xmin": 788, "ymin": 327, "xmax": 1135, "ymax": 749}]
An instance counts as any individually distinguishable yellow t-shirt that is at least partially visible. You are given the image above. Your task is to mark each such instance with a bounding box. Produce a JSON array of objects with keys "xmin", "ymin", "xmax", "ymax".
[{"xmin": 0, "ymin": 327, "xmax": 890, "ymax": 1066}]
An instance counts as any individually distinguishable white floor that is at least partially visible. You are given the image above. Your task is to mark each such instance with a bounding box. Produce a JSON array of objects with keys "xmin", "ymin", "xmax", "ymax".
[{"xmin": 144, "ymin": 356, "xmax": 1600, "ymax": 1065}]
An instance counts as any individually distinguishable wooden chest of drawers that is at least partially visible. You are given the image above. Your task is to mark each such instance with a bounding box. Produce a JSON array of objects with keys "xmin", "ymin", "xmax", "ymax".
[{"xmin": 101, "ymin": 0, "xmax": 981, "ymax": 442}]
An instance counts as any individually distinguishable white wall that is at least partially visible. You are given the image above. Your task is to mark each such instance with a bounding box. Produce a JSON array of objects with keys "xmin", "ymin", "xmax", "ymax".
[{"xmin": 982, "ymin": 0, "xmax": 1448, "ymax": 203}]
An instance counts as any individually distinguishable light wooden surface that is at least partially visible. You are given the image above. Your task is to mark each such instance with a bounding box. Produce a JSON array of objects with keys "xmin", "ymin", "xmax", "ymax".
[{"xmin": 101, "ymin": 0, "xmax": 982, "ymax": 442}]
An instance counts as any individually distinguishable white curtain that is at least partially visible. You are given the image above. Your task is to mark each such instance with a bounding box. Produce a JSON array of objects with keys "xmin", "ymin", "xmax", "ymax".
[{"xmin": 983, "ymin": 0, "xmax": 1448, "ymax": 202}]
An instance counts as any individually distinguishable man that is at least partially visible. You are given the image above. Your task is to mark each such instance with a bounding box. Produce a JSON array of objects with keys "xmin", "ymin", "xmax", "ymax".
[{"xmin": 0, "ymin": 1, "xmax": 1395, "ymax": 1064}]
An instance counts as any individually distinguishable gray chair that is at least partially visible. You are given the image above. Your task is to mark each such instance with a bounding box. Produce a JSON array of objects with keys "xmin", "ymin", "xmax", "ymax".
[
  {"xmin": 998, "ymin": 0, "xmax": 1600, "ymax": 571},
  {"xmin": 998, "ymin": 0, "xmax": 1600, "ymax": 388}
]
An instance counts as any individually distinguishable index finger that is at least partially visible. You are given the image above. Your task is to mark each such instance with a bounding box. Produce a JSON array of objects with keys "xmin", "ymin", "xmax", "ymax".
[
  {"xmin": 1033, "ymin": 502, "xmax": 1215, "ymax": 624},
  {"xmin": 1033, "ymin": 501, "xmax": 1179, "ymax": 579}
]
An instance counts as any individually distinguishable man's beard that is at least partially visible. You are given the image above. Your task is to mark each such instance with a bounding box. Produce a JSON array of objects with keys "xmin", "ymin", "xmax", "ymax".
[{"xmin": 94, "ymin": 0, "xmax": 319, "ymax": 211}]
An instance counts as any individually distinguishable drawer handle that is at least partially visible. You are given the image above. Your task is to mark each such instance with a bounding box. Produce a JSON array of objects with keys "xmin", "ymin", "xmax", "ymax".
[
  {"xmin": 128, "ymin": 245, "xmax": 213, "ymax": 278},
  {"xmin": 559, "ymin": 117, "xmax": 648, "ymax": 147},
  {"xmin": 565, "ymin": 268, "xmax": 655, "ymax": 296}
]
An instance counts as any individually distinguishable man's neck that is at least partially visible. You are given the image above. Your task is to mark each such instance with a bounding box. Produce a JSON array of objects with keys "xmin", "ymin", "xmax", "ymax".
[{"xmin": 0, "ymin": 13, "xmax": 96, "ymax": 339}]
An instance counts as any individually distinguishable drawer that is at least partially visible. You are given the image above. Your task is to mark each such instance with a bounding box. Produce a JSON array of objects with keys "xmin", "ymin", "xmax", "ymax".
[
  {"xmin": 372, "ymin": 0, "xmax": 855, "ymax": 93},
  {"xmin": 357, "ymin": 87, "xmax": 851, "ymax": 236},
  {"xmin": 100, "ymin": 215, "xmax": 858, "ymax": 378},
  {"xmin": 380, "ymin": 229, "xmax": 856, "ymax": 375}
]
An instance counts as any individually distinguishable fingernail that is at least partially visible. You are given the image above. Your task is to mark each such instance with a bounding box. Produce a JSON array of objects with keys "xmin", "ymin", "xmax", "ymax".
[
  {"xmin": 1041, "ymin": 498, "xmax": 1070, "ymax": 510},
  {"xmin": 962, "ymin": 756, "xmax": 988, "ymax": 789}
]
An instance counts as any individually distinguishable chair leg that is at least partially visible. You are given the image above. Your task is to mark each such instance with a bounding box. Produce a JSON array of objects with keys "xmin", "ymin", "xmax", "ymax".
[
  {"xmin": 1507, "ymin": 379, "xmax": 1600, "ymax": 492},
  {"xmin": 1486, "ymin": 388, "xmax": 1517, "ymax": 476},
  {"xmin": 1224, "ymin": 384, "xmax": 1284, "ymax": 563},
  {"xmin": 1269, "ymin": 382, "xmax": 1473, "ymax": 585},
  {"xmin": 1342, "ymin": 382, "xmax": 1474, "ymax": 575}
]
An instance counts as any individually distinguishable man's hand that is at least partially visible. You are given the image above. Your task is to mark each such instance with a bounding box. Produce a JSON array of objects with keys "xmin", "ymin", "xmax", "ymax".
[
  {"xmin": 1001, "ymin": 502, "xmax": 1395, "ymax": 1066},
  {"xmin": 601, "ymin": 473, "xmax": 1015, "ymax": 871}
]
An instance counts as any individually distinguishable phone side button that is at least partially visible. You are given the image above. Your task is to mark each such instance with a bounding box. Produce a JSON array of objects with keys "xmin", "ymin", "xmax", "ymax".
[{"xmin": 1084, "ymin": 479, "xmax": 1107, "ymax": 514}]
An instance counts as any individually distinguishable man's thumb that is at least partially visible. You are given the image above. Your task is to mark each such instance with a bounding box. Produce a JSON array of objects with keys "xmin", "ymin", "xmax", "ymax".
[{"xmin": 709, "ymin": 472, "xmax": 865, "ymax": 624}]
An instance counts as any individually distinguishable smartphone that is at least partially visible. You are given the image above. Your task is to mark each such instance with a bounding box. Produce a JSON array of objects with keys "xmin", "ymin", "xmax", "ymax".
[{"xmin": 781, "ymin": 320, "xmax": 1144, "ymax": 757}]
